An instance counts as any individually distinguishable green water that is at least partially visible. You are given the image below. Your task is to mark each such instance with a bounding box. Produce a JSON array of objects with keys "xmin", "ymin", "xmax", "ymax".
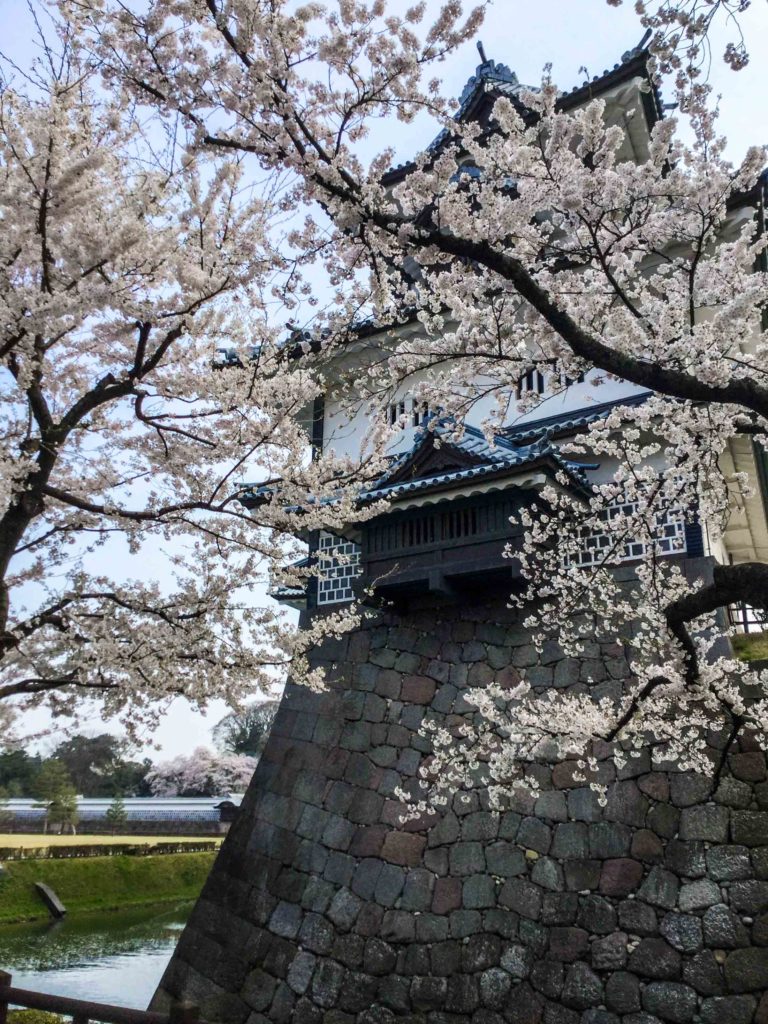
[{"xmin": 0, "ymin": 902, "xmax": 193, "ymax": 1009}]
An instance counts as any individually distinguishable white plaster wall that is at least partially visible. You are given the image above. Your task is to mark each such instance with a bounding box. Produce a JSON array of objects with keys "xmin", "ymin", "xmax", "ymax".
[{"xmin": 322, "ymin": 364, "xmax": 649, "ymax": 461}]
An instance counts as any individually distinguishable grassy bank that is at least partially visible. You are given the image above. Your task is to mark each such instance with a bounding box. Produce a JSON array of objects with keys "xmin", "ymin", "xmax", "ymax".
[
  {"xmin": 0, "ymin": 851, "xmax": 215, "ymax": 924},
  {"xmin": 0, "ymin": 834, "xmax": 222, "ymax": 848}
]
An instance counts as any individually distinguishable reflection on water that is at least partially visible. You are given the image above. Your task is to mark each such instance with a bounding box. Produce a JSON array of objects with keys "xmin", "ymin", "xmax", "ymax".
[{"xmin": 0, "ymin": 902, "xmax": 193, "ymax": 1008}]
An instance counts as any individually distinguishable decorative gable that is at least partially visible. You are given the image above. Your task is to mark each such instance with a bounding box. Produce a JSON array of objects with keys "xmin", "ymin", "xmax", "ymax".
[{"xmin": 385, "ymin": 434, "xmax": 485, "ymax": 485}]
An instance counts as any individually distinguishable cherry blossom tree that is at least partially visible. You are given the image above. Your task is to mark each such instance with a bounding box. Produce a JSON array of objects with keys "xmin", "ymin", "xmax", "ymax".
[
  {"xmin": 146, "ymin": 746, "xmax": 256, "ymax": 796},
  {"xmin": 45, "ymin": 0, "xmax": 768, "ymax": 793},
  {"xmin": 0, "ymin": 15, "xmax": 395, "ymax": 737}
]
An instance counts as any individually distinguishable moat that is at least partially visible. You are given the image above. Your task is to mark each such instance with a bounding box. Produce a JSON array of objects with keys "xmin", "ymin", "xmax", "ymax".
[{"xmin": 0, "ymin": 902, "xmax": 192, "ymax": 1008}]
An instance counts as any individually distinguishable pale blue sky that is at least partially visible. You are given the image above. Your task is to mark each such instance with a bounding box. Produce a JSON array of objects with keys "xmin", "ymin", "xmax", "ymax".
[{"xmin": 2, "ymin": 0, "xmax": 766, "ymax": 760}]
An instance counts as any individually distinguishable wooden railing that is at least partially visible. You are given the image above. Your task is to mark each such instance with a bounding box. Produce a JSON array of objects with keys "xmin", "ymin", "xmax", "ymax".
[{"xmin": 0, "ymin": 971, "xmax": 206, "ymax": 1024}]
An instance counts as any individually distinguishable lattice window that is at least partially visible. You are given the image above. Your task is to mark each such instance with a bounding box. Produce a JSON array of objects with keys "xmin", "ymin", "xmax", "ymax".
[
  {"xmin": 317, "ymin": 531, "xmax": 361, "ymax": 605},
  {"xmin": 571, "ymin": 494, "xmax": 687, "ymax": 569}
]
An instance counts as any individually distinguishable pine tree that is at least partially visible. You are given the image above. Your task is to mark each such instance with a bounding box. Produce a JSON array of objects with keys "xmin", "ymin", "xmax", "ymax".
[{"xmin": 105, "ymin": 794, "xmax": 128, "ymax": 836}]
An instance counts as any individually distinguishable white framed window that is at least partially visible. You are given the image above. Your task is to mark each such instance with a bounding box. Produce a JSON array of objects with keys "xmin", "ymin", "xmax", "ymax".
[
  {"xmin": 317, "ymin": 531, "xmax": 361, "ymax": 605},
  {"xmin": 515, "ymin": 368, "xmax": 547, "ymax": 399},
  {"xmin": 386, "ymin": 397, "xmax": 435, "ymax": 428}
]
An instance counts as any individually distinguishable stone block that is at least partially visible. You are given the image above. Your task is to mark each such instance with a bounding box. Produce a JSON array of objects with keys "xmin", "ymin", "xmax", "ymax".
[
  {"xmin": 605, "ymin": 971, "xmax": 641, "ymax": 1013},
  {"xmin": 679, "ymin": 804, "xmax": 729, "ymax": 843},
  {"xmin": 702, "ymin": 904, "xmax": 750, "ymax": 948},
  {"xmin": 462, "ymin": 810, "xmax": 500, "ymax": 841},
  {"xmin": 547, "ymin": 926, "xmax": 589, "ymax": 962},
  {"xmin": 632, "ymin": 830, "xmax": 664, "ymax": 863},
  {"xmin": 268, "ymin": 901, "xmax": 302, "ymax": 940},
  {"xmin": 724, "ymin": 947, "xmax": 768, "ymax": 992},
  {"xmin": 374, "ymin": 863, "xmax": 406, "ymax": 907},
  {"xmin": 638, "ymin": 773, "xmax": 670, "ymax": 801},
  {"xmin": 479, "ymin": 967, "xmax": 512, "ymax": 1009},
  {"xmin": 589, "ymin": 823, "xmax": 632, "ymax": 859},
  {"xmin": 432, "ymin": 876, "xmax": 462, "ymax": 914},
  {"xmin": 567, "ymin": 788, "xmax": 603, "ymax": 823},
  {"xmin": 400, "ymin": 675, "xmax": 436, "ymax": 704},
  {"xmin": 561, "ymin": 963, "xmax": 603, "ymax": 1010},
  {"xmin": 700, "ymin": 996, "xmax": 758, "ymax": 1024},
  {"xmin": 679, "ymin": 878, "xmax": 720, "ymax": 911},
  {"xmin": 429, "ymin": 939, "xmax": 461, "ymax": 976},
  {"xmin": 641, "ymin": 982, "xmax": 697, "ymax": 1023},
  {"xmin": 483, "ymin": 907, "xmax": 519, "ymax": 939},
  {"xmin": 541, "ymin": 892, "xmax": 578, "ymax": 926},
  {"xmin": 577, "ymin": 895, "xmax": 617, "ymax": 934},
  {"xmin": 731, "ymin": 811, "xmax": 768, "ymax": 847},
  {"xmin": 729, "ymin": 752, "xmax": 767, "ymax": 782},
  {"xmin": 323, "ymin": 852, "xmax": 355, "ymax": 888},
  {"xmin": 530, "ymin": 961, "xmax": 564, "ymax": 999},
  {"xmin": 400, "ymin": 868, "xmax": 434, "ymax": 911},
  {"xmin": 531, "ymin": 857, "xmax": 563, "ymax": 891},
  {"xmin": 450, "ymin": 909, "xmax": 483, "ymax": 938},
  {"xmin": 729, "ymin": 879, "xmax": 768, "ymax": 914},
  {"xmin": 445, "ymin": 975, "xmax": 480, "ymax": 1014},
  {"xmin": 664, "ymin": 839, "xmax": 706, "ymax": 878},
  {"xmin": 380, "ymin": 909, "xmax": 415, "ymax": 943},
  {"xmin": 410, "ymin": 976, "xmax": 448, "ymax": 1010},
  {"xmin": 592, "ymin": 931, "xmax": 629, "ymax": 969},
  {"xmin": 638, "ymin": 867, "xmax": 679, "ymax": 910},
  {"xmin": 286, "ymin": 951, "xmax": 316, "ymax": 995},
  {"xmin": 486, "ymin": 841, "xmax": 526, "ymax": 877},
  {"xmin": 563, "ymin": 860, "xmax": 601, "ymax": 892},
  {"xmin": 599, "ymin": 858, "xmax": 644, "ymax": 896},
  {"xmin": 501, "ymin": 943, "xmax": 534, "ymax": 979},
  {"xmin": 415, "ymin": 913, "xmax": 449, "ymax": 943},
  {"xmin": 659, "ymin": 913, "xmax": 703, "ymax": 953},
  {"xmin": 298, "ymin": 914, "xmax": 334, "ymax": 955},
  {"xmin": 669, "ymin": 772, "xmax": 714, "ymax": 807},
  {"xmin": 463, "ymin": 874, "xmax": 497, "ymax": 909},
  {"xmin": 327, "ymin": 888, "xmax": 362, "ymax": 931},
  {"xmin": 605, "ymin": 780, "xmax": 649, "ymax": 826},
  {"xmin": 714, "ymin": 777, "xmax": 753, "ymax": 809},
  {"xmin": 449, "ymin": 841, "xmax": 486, "ymax": 875},
  {"xmin": 462, "ymin": 933, "xmax": 502, "ymax": 972},
  {"xmin": 499, "ymin": 878, "xmax": 542, "ymax": 920},
  {"xmin": 534, "ymin": 790, "xmax": 568, "ymax": 822},
  {"xmin": 628, "ymin": 937, "xmax": 681, "ymax": 979},
  {"xmin": 517, "ymin": 816, "xmax": 552, "ymax": 853},
  {"xmin": 381, "ymin": 830, "xmax": 425, "ymax": 866},
  {"xmin": 682, "ymin": 950, "xmax": 725, "ymax": 995},
  {"xmin": 551, "ymin": 822, "xmax": 590, "ymax": 860},
  {"xmin": 310, "ymin": 960, "xmax": 345, "ymax": 1009},
  {"xmin": 647, "ymin": 802, "xmax": 681, "ymax": 839}
]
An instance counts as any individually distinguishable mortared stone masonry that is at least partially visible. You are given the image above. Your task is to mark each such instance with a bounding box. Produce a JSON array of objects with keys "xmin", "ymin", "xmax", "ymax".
[{"xmin": 152, "ymin": 596, "xmax": 768, "ymax": 1023}]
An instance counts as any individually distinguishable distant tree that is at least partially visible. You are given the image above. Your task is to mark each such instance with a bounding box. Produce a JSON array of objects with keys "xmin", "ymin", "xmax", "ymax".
[
  {"xmin": 53, "ymin": 734, "xmax": 152, "ymax": 797},
  {"xmin": 0, "ymin": 785, "xmax": 11, "ymax": 826},
  {"xmin": 0, "ymin": 750, "xmax": 43, "ymax": 797},
  {"xmin": 105, "ymin": 794, "xmax": 128, "ymax": 836},
  {"xmin": 32, "ymin": 760, "xmax": 77, "ymax": 834},
  {"xmin": 147, "ymin": 748, "xmax": 257, "ymax": 797},
  {"xmin": 212, "ymin": 702, "xmax": 280, "ymax": 759},
  {"xmin": 48, "ymin": 790, "xmax": 79, "ymax": 836}
]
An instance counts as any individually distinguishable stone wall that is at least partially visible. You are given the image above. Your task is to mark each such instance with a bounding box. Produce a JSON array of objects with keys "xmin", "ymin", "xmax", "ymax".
[{"xmin": 153, "ymin": 596, "xmax": 768, "ymax": 1024}]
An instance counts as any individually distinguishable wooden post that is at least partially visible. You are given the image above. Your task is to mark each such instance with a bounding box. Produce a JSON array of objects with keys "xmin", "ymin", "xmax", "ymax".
[
  {"xmin": 72, "ymin": 1015, "xmax": 90, "ymax": 1024},
  {"xmin": 0, "ymin": 970, "xmax": 11, "ymax": 1024},
  {"xmin": 169, "ymin": 1001, "xmax": 200, "ymax": 1024}
]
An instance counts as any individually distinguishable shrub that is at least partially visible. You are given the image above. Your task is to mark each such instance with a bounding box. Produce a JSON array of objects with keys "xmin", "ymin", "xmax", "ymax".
[{"xmin": 8, "ymin": 1011, "xmax": 66, "ymax": 1024}]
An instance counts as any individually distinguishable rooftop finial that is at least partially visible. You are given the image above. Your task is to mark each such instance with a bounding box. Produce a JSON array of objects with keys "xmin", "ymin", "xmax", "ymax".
[{"xmin": 476, "ymin": 40, "xmax": 488, "ymax": 64}]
